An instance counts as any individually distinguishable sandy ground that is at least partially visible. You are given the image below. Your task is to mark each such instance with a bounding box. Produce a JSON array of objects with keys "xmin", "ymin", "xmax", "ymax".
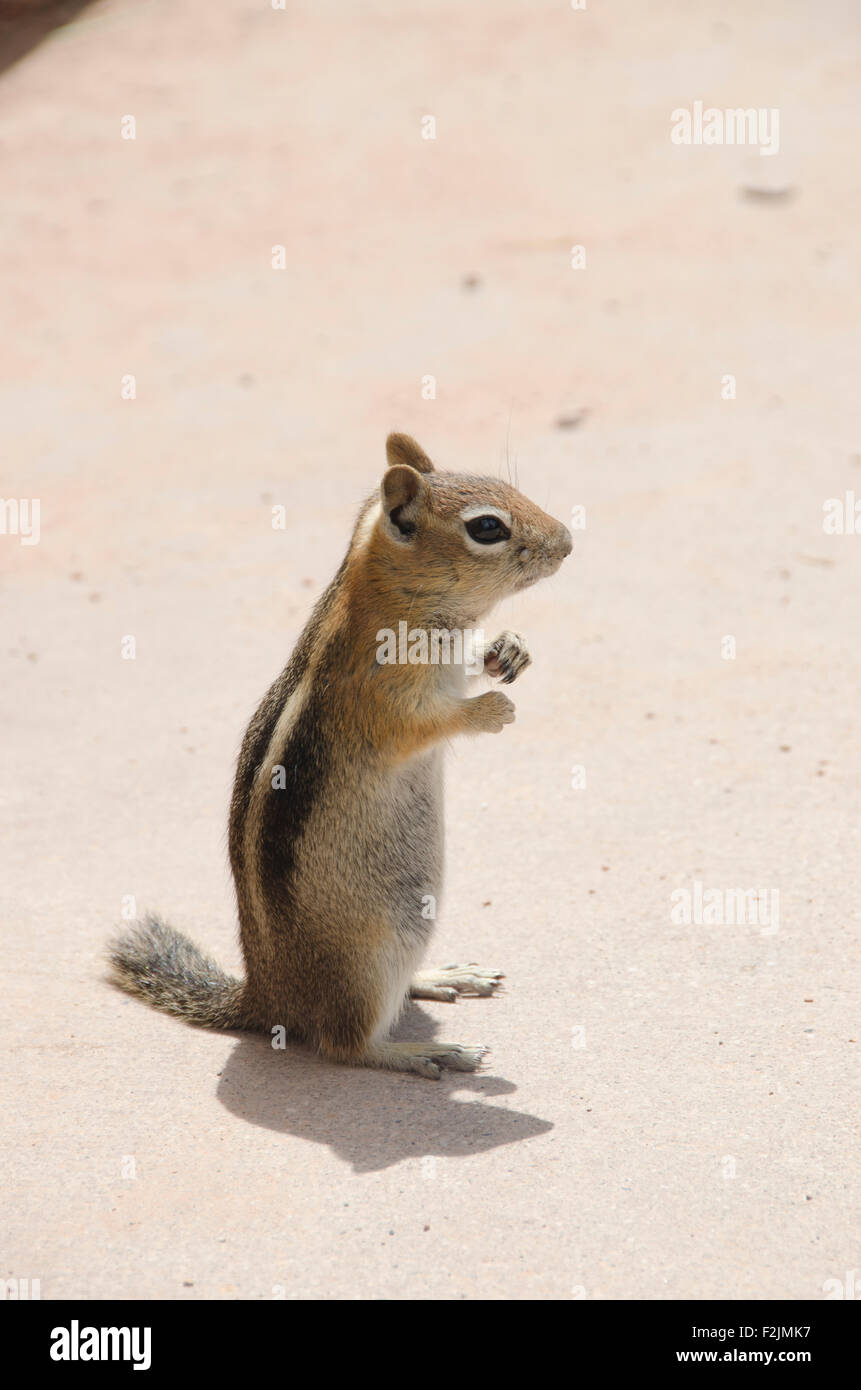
[{"xmin": 2, "ymin": 0, "xmax": 859, "ymax": 1301}]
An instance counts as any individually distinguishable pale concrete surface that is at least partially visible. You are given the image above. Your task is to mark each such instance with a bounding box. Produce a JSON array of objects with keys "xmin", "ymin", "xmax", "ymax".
[{"xmin": 2, "ymin": 0, "xmax": 859, "ymax": 1300}]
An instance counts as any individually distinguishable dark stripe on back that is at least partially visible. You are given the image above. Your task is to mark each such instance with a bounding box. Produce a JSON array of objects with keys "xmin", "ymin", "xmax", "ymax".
[
  {"xmin": 256, "ymin": 672, "xmax": 333, "ymax": 921},
  {"xmin": 228, "ymin": 557, "xmax": 347, "ymax": 884}
]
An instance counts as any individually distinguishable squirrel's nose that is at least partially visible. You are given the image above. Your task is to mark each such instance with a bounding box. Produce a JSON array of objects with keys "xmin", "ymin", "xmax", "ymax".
[{"xmin": 558, "ymin": 524, "xmax": 573, "ymax": 558}]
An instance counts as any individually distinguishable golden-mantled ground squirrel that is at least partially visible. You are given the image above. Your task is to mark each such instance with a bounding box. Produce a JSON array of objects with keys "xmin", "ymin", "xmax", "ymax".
[{"xmin": 109, "ymin": 434, "xmax": 572, "ymax": 1078}]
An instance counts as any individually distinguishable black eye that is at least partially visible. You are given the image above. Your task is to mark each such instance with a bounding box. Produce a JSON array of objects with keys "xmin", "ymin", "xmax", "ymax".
[{"xmin": 465, "ymin": 515, "xmax": 511, "ymax": 544}]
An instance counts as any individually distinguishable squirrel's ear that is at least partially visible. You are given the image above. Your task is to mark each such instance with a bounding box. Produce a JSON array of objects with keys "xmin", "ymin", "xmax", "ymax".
[
  {"xmin": 380, "ymin": 464, "xmax": 427, "ymax": 540},
  {"xmin": 385, "ymin": 432, "xmax": 435, "ymax": 474}
]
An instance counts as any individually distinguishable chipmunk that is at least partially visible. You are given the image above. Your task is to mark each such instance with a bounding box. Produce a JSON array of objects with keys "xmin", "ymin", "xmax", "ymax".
[{"xmin": 109, "ymin": 433, "xmax": 571, "ymax": 1078}]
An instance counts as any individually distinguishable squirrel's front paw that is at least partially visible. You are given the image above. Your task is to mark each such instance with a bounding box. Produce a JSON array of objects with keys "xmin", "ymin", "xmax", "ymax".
[
  {"xmin": 484, "ymin": 631, "xmax": 531, "ymax": 684},
  {"xmin": 467, "ymin": 690, "xmax": 516, "ymax": 733}
]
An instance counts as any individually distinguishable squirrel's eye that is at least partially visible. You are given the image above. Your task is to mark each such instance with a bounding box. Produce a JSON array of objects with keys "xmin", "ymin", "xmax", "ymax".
[{"xmin": 465, "ymin": 515, "xmax": 511, "ymax": 544}]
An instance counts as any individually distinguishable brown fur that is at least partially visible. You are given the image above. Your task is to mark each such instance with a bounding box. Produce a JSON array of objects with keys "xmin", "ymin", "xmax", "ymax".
[{"xmin": 108, "ymin": 434, "xmax": 572, "ymax": 1078}]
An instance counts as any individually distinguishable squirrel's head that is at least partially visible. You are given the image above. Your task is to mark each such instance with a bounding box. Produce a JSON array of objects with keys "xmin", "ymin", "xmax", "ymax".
[{"xmin": 362, "ymin": 433, "xmax": 572, "ymax": 619}]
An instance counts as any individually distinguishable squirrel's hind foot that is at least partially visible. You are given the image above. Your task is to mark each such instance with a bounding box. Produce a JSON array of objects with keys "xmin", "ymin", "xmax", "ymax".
[
  {"xmin": 410, "ymin": 965, "xmax": 505, "ymax": 1000},
  {"xmin": 365, "ymin": 1040, "xmax": 488, "ymax": 1080}
]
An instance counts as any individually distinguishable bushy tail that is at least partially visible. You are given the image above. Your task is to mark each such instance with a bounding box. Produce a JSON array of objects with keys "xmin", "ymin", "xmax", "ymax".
[{"xmin": 107, "ymin": 914, "xmax": 251, "ymax": 1031}]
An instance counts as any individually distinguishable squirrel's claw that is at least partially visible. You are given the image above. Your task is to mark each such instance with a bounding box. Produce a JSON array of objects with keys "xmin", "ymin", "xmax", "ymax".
[
  {"xmin": 412, "ymin": 965, "xmax": 505, "ymax": 1000},
  {"xmin": 484, "ymin": 631, "xmax": 531, "ymax": 684}
]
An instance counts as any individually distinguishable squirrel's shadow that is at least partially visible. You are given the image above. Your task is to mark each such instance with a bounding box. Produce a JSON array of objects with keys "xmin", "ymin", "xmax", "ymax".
[{"xmin": 216, "ymin": 1007, "xmax": 553, "ymax": 1173}]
